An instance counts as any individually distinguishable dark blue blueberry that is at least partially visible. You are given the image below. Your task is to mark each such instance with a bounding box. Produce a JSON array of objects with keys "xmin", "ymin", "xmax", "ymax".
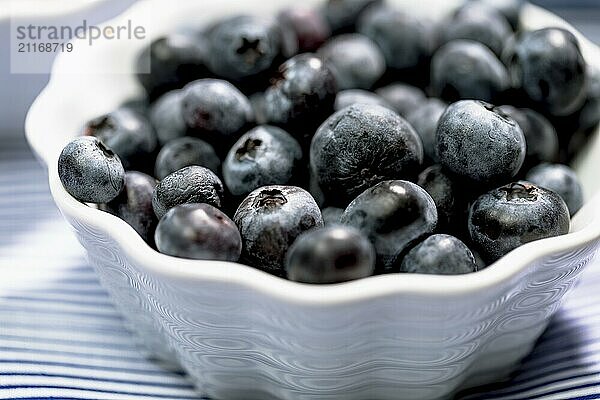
[
  {"xmin": 319, "ymin": 33, "xmax": 385, "ymax": 90},
  {"xmin": 155, "ymin": 203, "xmax": 241, "ymax": 261},
  {"xmin": 223, "ymin": 125, "xmax": 302, "ymax": 197},
  {"xmin": 322, "ymin": 207, "xmax": 344, "ymax": 226},
  {"xmin": 468, "ymin": 181, "xmax": 570, "ymax": 262},
  {"xmin": 136, "ymin": 30, "xmax": 211, "ymax": 100},
  {"xmin": 181, "ymin": 79, "xmax": 254, "ymax": 153},
  {"xmin": 152, "ymin": 165, "xmax": 224, "ymax": 219},
  {"xmin": 436, "ymin": 100, "xmax": 526, "ymax": 184},
  {"xmin": 438, "ymin": 3, "xmax": 512, "ymax": 56},
  {"xmin": 333, "ymin": 89, "xmax": 393, "ymax": 111},
  {"xmin": 400, "ymin": 234, "xmax": 477, "ymax": 275},
  {"xmin": 430, "ymin": 40, "xmax": 509, "ymax": 103},
  {"xmin": 285, "ymin": 226, "xmax": 375, "ymax": 283},
  {"xmin": 58, "ymin": 137, "xmax": 125, "ymax": 204},
  {"xmin": 526, "ymin": 163, "xmax": 584, "ymax": 216},
  {"xmin": 99, "ymin": 171, "xmax": 158, "ymax": 245},
  {"xmin": 358, "ymin": 5, "xmax": 432, "ymax": 73},
  {"xmin": 575, "ymin": 65, "xmax": 600, "ymax": 133},
  {"xmin": 205, "ymin": 15, "xmax": 294, "ymax": 82},
  {"xmin": 405, "ymin": 98, "xmax": 447, "ymax": 162},
  {"xmin": 261, "ymin": 53, "xmax": 337, "ymax": 140},
  {"xmin": 149, "ymin": 90, "xmax": 187, "ymax": 146},
  {"xmin": 341, "ymin": 180, "xmax": 438, "ymax": 272},
  {"xmin": 323, "ymin": 0, "xmax": 382, "ymax": 34},
  {"xmin": 84, "ymin": 108, "xmax": 157, "ymax": 170},
  {"xmin": 471, "ymin": 0, "xmax": 524, "ymax": 30},
  {"xmin": 234, "ymin": 185, "xmax": 323, "ymax": 275},
  {"xmin": 375, "ymin": 83, "xmax": 427, "ymax": 118},
  {"xmin": 417, "ymin": 164, "xmax": 460, "ymax": 231},
  {"xmin": 155, "ymin": 137, "xmax": 221, "ymax": 180},
  {"xmin": 311, "ymin": 103, "xmax": 423, "ymax": 206},
  {"xmin": 495, "ymin": 105, "xmax": 559, "ymax": 170},
  {"xmin": 506, "ymin": 28, "xmax": 587, "ymax": 116},
  {"xmin": 279, "ymin": 7, "xmax": 331, "ymax": 52}
]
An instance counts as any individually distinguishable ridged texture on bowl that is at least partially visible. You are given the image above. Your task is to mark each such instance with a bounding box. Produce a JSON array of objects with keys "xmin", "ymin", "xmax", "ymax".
[{"xmin": 65, "ymin": 212, "xmax": 598, "ymax": 400}]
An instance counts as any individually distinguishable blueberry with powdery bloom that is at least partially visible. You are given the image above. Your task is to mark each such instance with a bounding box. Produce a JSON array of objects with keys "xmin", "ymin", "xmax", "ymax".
[
  {"xmin": 430, "ymin": 40, "xmax": 509, "ymax": 103},
  {"xmin": 155, "ymin": 203, "xmax": 241, "ymax": 261},
  {"xmin": 469, "ymin": 181, "xmax": 570, "ymax": 262},
  {"xmin": 507, "ymin": 28, "xmax": 587, "ymax": 117},
  {"xmin": 285, "ymin": 226, "xmax": 376, "ymax": 284},
  {"xmin": 436, "ymin": 100, "xmax": 526, "ymax": 184},
  {"xmin": 319, "ymin": 33, "xmax": 386, "ymax": 90},
  {"xmin": 341, "ymin": 180, "xmax": 438, "ymax": 272},
  {"xmin": 400, "ymin": 234, "xmax": 477, "ymax": 275},
  {"xmin": 58, "ymin": 137, "xmax": 125, "ymax": 204},
  {"xmin": 375, "ymin": 83, "xmax": 427, "ymax": 118},
  {"xmin": 405, "ymin": 99, "xmax": 447, "ymax": 163},
  {"xmin": 333, "ymin": 89, "xmax": 393, "ymax": 112},
  {"xmin": 181, "ymin": 79, "xmax": 253, "ymax": 154},
  {"xmin": 234, "ymin": 185, "xmax": 323, "ymax": 275},
  {"xmin": 261, "ymin": 53, "xmax": 337, "ymax": 140},
  {"xmin": 154, "ymin": 137, "xmax": 221, "ymax": 180},
  {"xmin": 311, "ymin": 103, "xmax": 423, "ymax": 207},
  {"xmin": 323, "ymin": 0, "xmax": 382, "ymax": 34},
  {"xmin": 149, "ymin": 90, "xmax": 187, "ymax": 146},
  {"xmin": 152, "ymin": 165, "xmax": 224, "ymax": 219},
  {"xmin": 99, "ymin": 171, "xmax": 158, "ymax": 245},
  {"xmin": 526, "ymin": 163, "xmax": 584, "ymax": 216},
  {"xmin": 223, "ymin": 125, "xmax": 302, "ymax": 197},
  {"xmin": 279, "ymin": 7, "xmax": 331, "ymax": 52},
  {"xmin": 84, "ymin": 108, "xmax": 157, "ymax": 170}
]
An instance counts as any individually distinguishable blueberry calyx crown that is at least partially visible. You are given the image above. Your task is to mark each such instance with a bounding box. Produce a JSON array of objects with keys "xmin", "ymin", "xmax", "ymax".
[
  {"xmin": 97, "ymin": 140, "xmax": 115, "ymax": 158},
  {"xmin": 236, "ymin": 37, "xmax": 264, "ymax": 65},
  {"xmin": 256, "ymin": 188, "xmax": 287, "ymax": 208},
  {"xmin": 235, "ymin": 138, "xmax": 262, "ymax": 161},
  {"xmin": 500, "ymin": 182, "xmax": 538, "ymax": 202}
]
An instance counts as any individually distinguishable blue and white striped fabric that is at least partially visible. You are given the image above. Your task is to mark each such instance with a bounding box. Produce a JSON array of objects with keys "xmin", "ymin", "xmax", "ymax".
[{"xmin": 3, "ymin": 134, "xmax": 600, "ymax": 400}]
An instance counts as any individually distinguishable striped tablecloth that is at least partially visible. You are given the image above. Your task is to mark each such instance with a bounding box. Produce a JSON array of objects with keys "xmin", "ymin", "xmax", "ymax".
[{"xmin": 3, "ymin": 134, "xmax": 600, "ymax": 400}]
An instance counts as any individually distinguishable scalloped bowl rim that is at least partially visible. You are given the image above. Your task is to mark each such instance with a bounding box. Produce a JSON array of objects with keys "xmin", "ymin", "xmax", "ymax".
[{"xmin": 26, "ymin": 0, "xmax": 600, "ymax": 307}]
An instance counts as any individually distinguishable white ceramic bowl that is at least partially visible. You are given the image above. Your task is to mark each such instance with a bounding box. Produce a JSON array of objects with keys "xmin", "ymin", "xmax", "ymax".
[{"xmin": 25, "ymin": 1, "xmax": 600, "ymax": 399}]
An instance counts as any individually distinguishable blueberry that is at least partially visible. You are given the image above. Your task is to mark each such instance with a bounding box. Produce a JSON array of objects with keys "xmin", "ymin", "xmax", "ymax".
[
  {"xmin": 323, "ymin": 0, "xmax": 382, "ymax": 34},
  {"xmin": 430, "ymin": 40, "xmax": 509, "ymax": 103},
  {"xmin": 279, "ymin": 7, "xmax": 331, "ymax": 52},
  {"xmin": 149, "ymin": 90, "xmax": 187, "ymax": 146},
  {"xmin": 58, "ymin": 137, "xmax": 125, "ymax": 204},
  {"xmin": 375, "ymin": 83, "xmax": 427, "ymax": 118},
  {"xmin": 495, "ymin": 105, "xmax": 559, "ymax": 170},
  {"xmin": 155, "ymin": 137, "xmax": 220, "ymax": 180},
  {"xmin": 322, "ymin": 207, "xmax": 344, "ymax": 226},
  {"xmin": 155, "ymin": 203, "xmax": 241, "ymax": 261},
  {"xmin": 341, "ymin": 180, "xmax": 438, "ymax": 272},
  {"xmin": 261, "ymin": 53, "xmax": 337, "ymax": 138},
  {"xmin": 333, "ymin": 89, "xmax": 393, "ymax": 111},
  {"xmin": 438, "ymin": 3, "xmax": 512, "ymax": 56},
  {"xmin": 234, "ymin": 186, "xmax": 323, "ymax": 275},
  {"xmin": 575, "ymin": 65, "xmax": 600, "ymax": 133},
  {"xmin": 400, "ymin": 234, "xmax": 477, "ymax": 275},
  {"xmin": 181, "ymin": 79, "xmax": 253, "ymax": 153},
  {"xmin": 205, "ymin": 15, "xmax": 293, "ymax": 82},
  {"xmin": 526, "ymin": 163, "xmax": 584, "ymax": 216},
  {"xmin": 223, "ymin": 125, "xmax": 302, "ymax": 197},
  {"xmin": 285, "ymin": 226, "xmax": 375, "ymax": 283},
  {"xmin": 405, "ymin": 98, "xmax": 447, "ymax": 162},
  {"xmin": 99, "ymin": 171, "xmax": 158, "ymax": 245},
  {"xmin": 471, "ymin": 0, "xmax": 524, "ymax": 30},
  {"xmin": 417, "ymin": 165, "xmax": 460, "ymax": 231},
  {"xmin": 152, "ymin": 165, "xmax": 224, "ymax": 219},
  {"xmin": 436, "ymin": 100, "xmax": 525, "ymax": 184},
  {"xmin": 84, "ymin": 108, "xmax": 157, "ymax": 170},
  {"xmin": 358, "ymin": 5, "xmax": 432, "ymax": 73},
  {"xmin": 507, "ymin": 28, "xmax": 587, "ymax": 116},
  {"xmin": 136, "ymin": 30, "xmax": 211, "ymax": 100},
  {"xmin": 311, "ymin": 103, "xmax": 423, "ymax": 206},
  {"xmin": 468, "ymin": 181, "xmax": 570, "ymax": 262},
  {"xmin": 319, "ymin": 33, "xmax": 385, "ymax": 90}
]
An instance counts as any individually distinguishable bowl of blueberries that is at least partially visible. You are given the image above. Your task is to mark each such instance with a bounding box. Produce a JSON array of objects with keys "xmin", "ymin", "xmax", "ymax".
[{"xmin": 25, "ymin": 0, "xmax": 600, "ymax": 398}]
